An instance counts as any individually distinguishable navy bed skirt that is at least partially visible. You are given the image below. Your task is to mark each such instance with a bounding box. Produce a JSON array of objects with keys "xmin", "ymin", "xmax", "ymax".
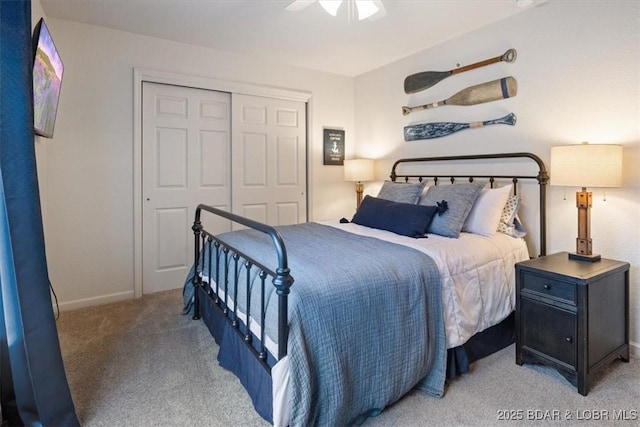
[
  {"xmin": 446, "ymin": 312, "xmax": 515, "ymax": 379},
  {"xmin": 195, "ymin": 286, "xmax": 515, "ymax": 424},
  {"xmin": 197, "ymin": 286, "xmax": 274, "ymax": 422}
]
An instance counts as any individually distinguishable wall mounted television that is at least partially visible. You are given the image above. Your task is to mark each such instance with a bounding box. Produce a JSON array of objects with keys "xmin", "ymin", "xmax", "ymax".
[{"xmin": 32, "ymin": 18, "xmax": 64, "ymax": 139}]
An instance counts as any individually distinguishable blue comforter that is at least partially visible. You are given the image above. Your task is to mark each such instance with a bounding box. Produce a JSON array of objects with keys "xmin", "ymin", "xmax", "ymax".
[{"xmin": 185, "ymin": 222, "xmax": 446, "ymax": 426}]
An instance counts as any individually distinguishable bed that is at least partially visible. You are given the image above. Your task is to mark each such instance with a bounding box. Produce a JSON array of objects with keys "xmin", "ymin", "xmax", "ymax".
[{"xmin": 183, "ymin": 152, "xmax": 548, "ymax": 426}]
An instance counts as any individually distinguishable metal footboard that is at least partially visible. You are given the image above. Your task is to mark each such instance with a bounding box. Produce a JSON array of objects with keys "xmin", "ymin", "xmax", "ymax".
[{"xmin": 191, "ymin": 204, "xmax": 294, "ymax": 371}]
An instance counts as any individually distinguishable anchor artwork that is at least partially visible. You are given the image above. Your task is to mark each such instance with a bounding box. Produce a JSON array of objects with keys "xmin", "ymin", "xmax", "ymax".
[{"xmin": 323, "ymin": 128, "xmax": 345, "ymax": 165}]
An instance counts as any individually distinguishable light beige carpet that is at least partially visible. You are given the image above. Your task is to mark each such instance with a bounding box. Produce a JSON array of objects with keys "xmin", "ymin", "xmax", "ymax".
[{"xmin": 57, "ymin": 289, "xmax": 639, "ymax": 426}]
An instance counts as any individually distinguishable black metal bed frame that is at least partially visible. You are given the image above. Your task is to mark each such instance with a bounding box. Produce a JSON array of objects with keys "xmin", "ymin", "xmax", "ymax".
[
  {"xmin": 191, "ymin": 205, "xmax": 292, "ymax": 372},
  {"xmin": 190, "ymin": 152, "xmax": 549, "ymax": 374}
]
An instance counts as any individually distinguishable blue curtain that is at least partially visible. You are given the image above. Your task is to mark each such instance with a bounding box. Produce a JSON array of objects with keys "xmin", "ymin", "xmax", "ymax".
[{"xmin": 0, "ymin": 1, "xmax": 79, "ymax": 425}]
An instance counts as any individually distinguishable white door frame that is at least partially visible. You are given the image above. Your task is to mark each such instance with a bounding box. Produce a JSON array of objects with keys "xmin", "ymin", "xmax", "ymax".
[{"xmin": 133, "ymin": 68, "xmax": 312, "ymax": 298}]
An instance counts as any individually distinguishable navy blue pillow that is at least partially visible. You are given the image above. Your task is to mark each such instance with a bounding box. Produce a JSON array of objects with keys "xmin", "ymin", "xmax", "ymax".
[{"xmin": 351, "ymin": 195, "xmax": 438, "ymax": 238}]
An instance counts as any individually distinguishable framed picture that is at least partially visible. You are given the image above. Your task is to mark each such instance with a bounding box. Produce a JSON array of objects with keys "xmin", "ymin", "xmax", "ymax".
[{"xmin": 323, "ymin": 128, "xmax": 345, "ymax": 165}]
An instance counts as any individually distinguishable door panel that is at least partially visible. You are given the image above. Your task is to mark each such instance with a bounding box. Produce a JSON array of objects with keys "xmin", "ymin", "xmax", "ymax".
[
  {"xmin": 276, "ymin": 202, "xmax": 299, "ymax": 225},
  {"xmin": 277, "ymin": 136, "xmax": 299, "ymax": 185},
  {"xmin": 155, "ymin": 207, "xmax": 189, "ymax": 271},
  {"xmin": 241, "ymin": 203, "xmax": 268, "ymax": 224},
  {"xmin": 199, "ymin": 131, "xmax": 228, "ymax": 187},
  {"xmin": 232, "ymin": 94, "xmax": 307, "ymax": 227},
  {"xmin": 155, "ymin": 128, "xmax": 188, "ymax": 188},
  {"xmin": 142, "ymin": 82, "xmax": 231, "ymax": 294},
  {"xmin": 241, "ymin": 132, "xmax": 268, "ymax": 187}
]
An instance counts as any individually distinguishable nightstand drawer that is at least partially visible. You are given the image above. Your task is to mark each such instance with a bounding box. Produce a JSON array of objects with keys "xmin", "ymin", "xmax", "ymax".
[{"xmin": 520, "ymin": 272, "xmax": 575, "ymax": 305}]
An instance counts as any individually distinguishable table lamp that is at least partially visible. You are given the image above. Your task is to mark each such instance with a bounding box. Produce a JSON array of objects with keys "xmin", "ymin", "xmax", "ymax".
[
  {"xmin": 550, "ymin": 142, "xmax": 623, "ymax": 262},
  {"xmin": 344, "ymin": 158, "xmax": 375, "ymax": 208}
]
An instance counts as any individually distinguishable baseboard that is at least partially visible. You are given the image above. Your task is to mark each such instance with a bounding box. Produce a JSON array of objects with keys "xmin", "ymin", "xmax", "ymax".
[
  {"xmin": 630, "ymin": 340, "xmax": 640, "ymax": 359},
  {"xmin": 56, "ymin": 290, "xmax": 135, "ymax": 312}
]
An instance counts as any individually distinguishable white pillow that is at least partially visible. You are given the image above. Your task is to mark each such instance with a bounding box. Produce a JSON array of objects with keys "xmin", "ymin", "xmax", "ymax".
[
  {"xmin": 498, "ymin": 195, "xmax": 527, "ymax": 238},
  {"xmin": 462, "ymin": 184, "xmax": 513, "ymax": 237}
]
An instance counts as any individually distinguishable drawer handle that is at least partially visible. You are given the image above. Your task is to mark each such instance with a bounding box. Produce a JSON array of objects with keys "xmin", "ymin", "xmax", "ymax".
[
  {"xmin": 565, "ymin": 337, "xmax": 573, "ymax": 343},
  {"xmin": 543, "ymin": 284, "xmax": 551, "ymax": 290}
]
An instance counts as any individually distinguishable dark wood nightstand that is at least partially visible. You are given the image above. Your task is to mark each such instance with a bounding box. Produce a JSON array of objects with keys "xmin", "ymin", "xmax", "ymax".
[{"xmin": 515, "ymin": 252, "xmax": 630, "ymax": 395}]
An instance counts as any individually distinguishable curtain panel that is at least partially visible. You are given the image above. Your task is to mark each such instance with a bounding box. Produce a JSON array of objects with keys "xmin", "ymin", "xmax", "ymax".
[{"xmin": 0, "ymin": 1, "xmax": 79, "ymax": 425}]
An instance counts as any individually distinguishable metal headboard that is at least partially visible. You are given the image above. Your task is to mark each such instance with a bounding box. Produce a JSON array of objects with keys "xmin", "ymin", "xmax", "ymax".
[{"xmin": 390, "ymin": 152, "xmax": 549, "ymax": 257}]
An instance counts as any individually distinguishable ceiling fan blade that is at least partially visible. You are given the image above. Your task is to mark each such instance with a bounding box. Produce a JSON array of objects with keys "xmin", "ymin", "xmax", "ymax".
[
  {"xmin": 365, "ymin": 0, "xmax": 386, "ymax": 21},
  {"xmin": 355, "ymin": 0, "xmax": 378, "ymax": 20},
  {"xmin": 319, "ymin": 0, "xmax": 344, "ymax": 16},
  {"xmin": 285, "ymin": 0, "xmax": 317, "ymax": 12}
]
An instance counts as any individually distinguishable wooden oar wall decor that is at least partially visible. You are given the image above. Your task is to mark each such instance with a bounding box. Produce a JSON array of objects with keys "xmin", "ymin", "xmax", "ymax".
[
  {"xmin": 404, "ymin": 49, "xmax": 516, "ymax": 94},
  {"xmin": 402, "ymin": 48, "xmax": 518, "ymax": 141},
  {"xmin": 402, "ymin": 76, "xmax": 517, "ymax": 115},
  {"xmin": 404, "ymin": 113, "xmax": 516, "ymax": 141}
]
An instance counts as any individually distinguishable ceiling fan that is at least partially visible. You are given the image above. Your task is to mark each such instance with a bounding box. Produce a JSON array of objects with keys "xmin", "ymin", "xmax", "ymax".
[{"xmin": 286, "ymin": 0, "xmax": 387, "ymax": 21}]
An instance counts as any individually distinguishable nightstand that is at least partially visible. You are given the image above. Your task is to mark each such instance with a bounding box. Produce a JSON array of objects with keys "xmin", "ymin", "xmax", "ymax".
[{"xmin": 515, "ymin": 252, "xmax": 630, "ymax": 396}]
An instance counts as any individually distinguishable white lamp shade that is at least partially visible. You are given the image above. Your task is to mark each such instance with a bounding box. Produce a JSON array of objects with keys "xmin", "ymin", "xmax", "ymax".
[
  {"xmin": 550, "ymin": 144, "xmax": 622, "ymax": 188},
  {"xmin": 344, "ymin": 158, "xmax": 375, "ymax": 182}
]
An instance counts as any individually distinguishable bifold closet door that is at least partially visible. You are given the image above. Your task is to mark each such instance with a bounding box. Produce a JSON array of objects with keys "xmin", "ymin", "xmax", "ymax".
[
  {"xmin": 142, "ymin": 82, "xmax": 231, "ymax": 294},
  {"xmin": 231, "ymin": 93, "xmax": 307, "ymax": 227}
]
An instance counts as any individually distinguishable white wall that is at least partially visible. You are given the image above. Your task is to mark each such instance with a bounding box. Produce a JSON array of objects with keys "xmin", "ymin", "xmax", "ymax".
[
  {"xmin": 37, "ymin": 0, "xmax": 639, "ymax": 353},
  {"xmin": 41, "ymin": 18, "xmax": 355, "ymax": 309},
  {"xmin": 354, "ymin": 0, "xmax": 640, "ymax": 352}
]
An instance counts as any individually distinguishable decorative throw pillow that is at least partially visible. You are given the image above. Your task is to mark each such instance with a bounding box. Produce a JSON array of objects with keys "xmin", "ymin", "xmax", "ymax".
[
  {"xmin": 419, "ymin": 182, "xmax": 485, "ymax": 238},
  {"xmin": 351, "ymin": 195, "xmax": 438, "ymax": 238},
  {"xmin": 498, "ymin": 195, "xmax": 527, "ymax": 238},
  {"xmin": 377, "ymin": 180, "xmax": 426, "ymax": 204},
  {"xmin": 498, "ymin": 194, "xmax": 519, "ymax": 229},
  {"xmin": 462, "ymin": 185, "xmax": 513, "ymax": 237}
]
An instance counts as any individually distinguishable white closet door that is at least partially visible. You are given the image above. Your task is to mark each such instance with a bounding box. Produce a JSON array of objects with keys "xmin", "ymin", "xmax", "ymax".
[
  {"xmin": 231, "ymin": 94, "xmax": 307, "ymax": 227},
  {"xmin": 142, "ymin": 82, "xmax": 231, "ymax": 294}
]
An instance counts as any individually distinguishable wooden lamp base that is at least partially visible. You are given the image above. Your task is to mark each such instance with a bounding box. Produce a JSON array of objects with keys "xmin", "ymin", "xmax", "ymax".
[
  {"xmin": 569, "ymin": 188, "xmax": 601, "ymax": 263},
  {"xmin": 355, "ymin": 181, "xmax": 364, "ymax": 209},
  {"xmin": 569, "ymin": 252, "xmax": 601, "ymax": 262}
]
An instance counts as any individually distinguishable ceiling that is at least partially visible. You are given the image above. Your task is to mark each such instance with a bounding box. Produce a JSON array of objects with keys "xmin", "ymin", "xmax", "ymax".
[{"xmin": 40, "ymin": 0, "xmax": 547, "ymax": 77}]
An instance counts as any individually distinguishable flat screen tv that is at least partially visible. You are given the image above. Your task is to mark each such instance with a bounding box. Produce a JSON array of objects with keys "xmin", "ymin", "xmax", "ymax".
[{"xmin": 32, "ymin": 18, "xmax": 64, "ymax": 139}]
